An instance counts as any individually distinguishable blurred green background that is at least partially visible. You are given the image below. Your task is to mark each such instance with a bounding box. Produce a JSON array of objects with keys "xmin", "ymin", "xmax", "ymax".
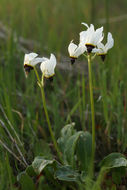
[
  {"xmin": 0, "ymin": 0, "xmax": 127, "ymax": 189},
  {"xmin": 0, "ymin": 0, "xmax": 127, "ymax": 54}
]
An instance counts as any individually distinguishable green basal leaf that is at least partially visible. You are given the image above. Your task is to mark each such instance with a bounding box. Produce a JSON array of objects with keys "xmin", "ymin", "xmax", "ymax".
[
  {"xmin": 55, "ymin": 165, "xmax": 80, "ymax": 182},
  {"xmin": 57, "ymin": 122, "xmax": 76, "ymax": 153},
  {"xmin": 58, "ymin": 123, "xmax": 92, "ymax": 171},
  {"xmin": 64, "ymin": 131, "xmax": 83, "ymax": 166},
  {"xmin": 17, "ymin": 172, "xmax": 36, "ymax": 190},
  {"xmin": 32, "ymin": 156, "xmax": 56, "ymax": 174},
  {"xmin": 99, "ymin": 152, "xmax": 127, "ymax": 169},
  {"xmin": 76, "ymin": 131, "xmax": 92, "ymax": 172}
]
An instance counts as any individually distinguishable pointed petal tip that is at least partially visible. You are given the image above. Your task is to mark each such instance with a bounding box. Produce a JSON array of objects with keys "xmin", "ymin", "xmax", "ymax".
[{"xmin": 81, "ymin": 22, "xmax": 89, "ymax": 28}]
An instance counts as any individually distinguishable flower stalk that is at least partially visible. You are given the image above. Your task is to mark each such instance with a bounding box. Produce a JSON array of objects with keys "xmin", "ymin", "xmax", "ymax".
[
  {"xmin": 87, "ymin": 54, "xmax": 95, "ymax": 176},
  {"xmin": 33, "ymin": 67, "xmax": 62, "ymax": 162}
]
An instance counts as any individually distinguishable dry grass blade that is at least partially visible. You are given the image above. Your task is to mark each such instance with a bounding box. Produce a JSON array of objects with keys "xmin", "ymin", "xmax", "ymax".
[
  {"xmin": 0, "ymin": 139, "xmax": 26, "ymax": 167},
  {"xmin": 12, "ymin": 109, "xmax": 24, "ymax": 134},
  {"xmin": 0, "ymin": 119, "xmax": 28, "ymax": 167},
  {"xmin": 0, "ymin": 104, "xmax": 23, "ymax": 146}
]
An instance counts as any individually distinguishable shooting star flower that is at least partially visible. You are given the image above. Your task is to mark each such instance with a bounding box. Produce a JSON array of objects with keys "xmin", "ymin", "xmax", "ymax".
[
  {"xmin": 96, "ymin": 32, "xmax": 114, "ymax": 61},
  {"xmin": 40, "ymin": 54, "xmax": 57, "ymax": 79},
  {"xmin": 24, "ymin": 52, "xmax": 43, "ymax": 76},
  {"xmin": 80, "ymin": 22, "xmax": 104, "ymax": 53},
  {"xmin": 68, "ymin": 41, "xmax": 86, "ymax": 64}
]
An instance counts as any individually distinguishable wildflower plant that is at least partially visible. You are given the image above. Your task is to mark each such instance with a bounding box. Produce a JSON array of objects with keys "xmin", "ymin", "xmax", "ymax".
[
  {"xmin": 68, "ymin": 22, "xmax": 114, "ymax": 177},
  {"xmin": 17, "ymin": 22, "xmax": 127, "ymax": 190},
  {"xmin": 24, "ymin": 52, "xmax": 62, "ymax": 162}
]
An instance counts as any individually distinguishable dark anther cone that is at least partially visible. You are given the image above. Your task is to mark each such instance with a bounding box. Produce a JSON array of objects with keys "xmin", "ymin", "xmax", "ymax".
[
  {"xmin": 24, "ymin": 65, "xmax": 33, "ymax": 77},
  {"xmin": 49, "ymin": 77, "xmax": 54, "ymax": 82},
  {"xmin": 86, "ymin": 44, "xmax": 95, "ymax": 53},
  {"xmin": 100, "ymin": 55, "xmax": 106, "ymax": 62},
  {"xmin": 70, "ymin": 57, "xmax": 76, "ymax": 65},
  {"xmin": 45, "ymin": 76, "xmax": 54, "ymax": 82}
]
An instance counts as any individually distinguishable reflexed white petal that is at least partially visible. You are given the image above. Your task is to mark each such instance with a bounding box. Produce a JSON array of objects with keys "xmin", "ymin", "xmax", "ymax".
[
  {"xmin": 40, "ymin": 54, "xmax": 57, "ymax": 78},
  {"xmin": 80, "ymin": 23, "xmax": 94, "ymax": 44},
  {"xmin": 105, "ymin": 32, "xmax": 114, "ymax": 50},
  {"xmin": 97, "ymin": 42, "xmax": 105, "ymax": 50},
  {"xmin": 96, "ymin": 42, "xmax": 107, "ymax": 54},
  {"xmin": 42, "ymin": 57, "xmax": 49, "ymax": 61},
  {"xmin": 73, "ymin": 45, "xmax": 86, "ymax": 57},
  {"xmin": 32, "ymin": 58, "xmax": 45, "ymax": 66},
  {"xmin": 24, "ymin": 53, "xmax": 38, "ymax": 62},
  {"xmin": 92, "ymin": 27, "xmax": 104, "ymax": 45},
  {"xmin": 89, "ymin": 24, "xmax": 95, "ymax": 32},
  {"xmin": 24, "ymin": 52, "xmax": 43, "ymax": 67},
  {"xmin": 68, "ymin": 42, "xmax": 77, "ymax": 56},
  {"xmin": 50, "ymin": 53, "xmax": 57, "ymax": 68},
  {"xmin": 85, "ymin": 25, "xmax": 95, "ymax": 44},
  {"xmin": 81, "ymin": 22, "xmax": 89, "ymax": 28},
  {"xmin": 80, "ymin": 31, "xmax": 88, "ymax": 43}
]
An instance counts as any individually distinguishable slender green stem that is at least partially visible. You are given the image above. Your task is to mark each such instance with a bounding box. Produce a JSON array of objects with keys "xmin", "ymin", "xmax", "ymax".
[
  {"xmin": 87, "ymin": 54, "xmax": 95, "ymax": 176},
  {"xmin": 33, "ymin": 67, "xmax": 62, "ymax": 162}
]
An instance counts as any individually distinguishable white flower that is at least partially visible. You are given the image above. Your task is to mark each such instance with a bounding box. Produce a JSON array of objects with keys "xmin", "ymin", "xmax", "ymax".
[
  {"xmin": 80, "ymin": 22, "xmax": 104, "ymax": 53},
  {"xmin": 40, "ymin": 54, "xmax": 57, "ymax": 78},
  {"xmin": 93, "ymin": 32, "xmax": 114, "ymax": 61},
  {"xmin": 24, "ymin": 52, "xmax": 43, "ymax": 67},
  {"xmin": 24, "ymin": 52, "xmax": 44, "ymax": 76},
  {"xmin": 68, "ymin": 41, "xmax": 86, "ymax": 64},
  {"xmin": 68, "ymin": 41, "xmax": 86, "ymax": 58},
  {"xmin": 96, "ymin": 32, "xmax": 114, "ymax": 55}
]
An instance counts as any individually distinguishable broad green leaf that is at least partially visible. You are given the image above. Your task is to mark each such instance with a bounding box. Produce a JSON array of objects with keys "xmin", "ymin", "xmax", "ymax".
[
  {"xmin": 64, "ymin": 131, "xmax": 82, "ymax": 166},
  {"xmin": 32, "ymin": 156, "xmax": 56, "ymax": 174},
  {"xmin": 55, "ymin": 165, "xmax": 80, "ymax": 182},
  {"xmin": 76, "ymin": 131, "xmax": 92, "ymax": 172},
  {"xmin": 99, "ymin": 153, "xmax": 127, "ymax": 169},
  {"xmin": 17, "ymin": 172, "xmax": 36, "ymax": 190},
  {"xmin": 57, "ymin": 123, "xmax": 76, "ymax": 153}
]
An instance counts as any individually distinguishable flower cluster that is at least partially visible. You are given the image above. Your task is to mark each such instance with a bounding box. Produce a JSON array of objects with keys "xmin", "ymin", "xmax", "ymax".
[
  {"xmin": 24, "ymin": 53, "xmax": 57, "ymax": 78},
  {"xmin": 68, "ymin": 22, "xmax": 114, "ymax": 63}
]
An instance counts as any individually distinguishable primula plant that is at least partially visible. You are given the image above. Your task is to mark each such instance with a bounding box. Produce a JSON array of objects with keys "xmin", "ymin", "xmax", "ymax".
[{"xmin": 17, "ymin": 22, "xmax": 127, "ymax": 190}]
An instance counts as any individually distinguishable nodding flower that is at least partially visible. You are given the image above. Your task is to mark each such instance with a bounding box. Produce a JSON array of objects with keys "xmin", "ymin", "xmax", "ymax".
[
  {"xmin": 95, "ymin": 32, "xmax": 114, "ymax": 61},
  {"xmin": 24, "ymin": 53, "xmax": 43, "ymax": 77},
  {"xmin": 40, "ymin": 54, "xmax": 57, "ymax": 79},
  {"xmin": 68, "ymin": 41, "xmax": 86, "ymax": 64},
  {"xmin": 80, "ymin": 22, "xmax": 104, "ymax": 53}
]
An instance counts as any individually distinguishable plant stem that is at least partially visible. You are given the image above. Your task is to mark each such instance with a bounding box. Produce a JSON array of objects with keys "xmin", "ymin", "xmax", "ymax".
[
  {"xmin": 87, "ymin": 54, "xmax": 95, "ymax": 176},
  {"xmin": 34, "ymin": 67, "xmax": 62, "ymax": 162}
]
